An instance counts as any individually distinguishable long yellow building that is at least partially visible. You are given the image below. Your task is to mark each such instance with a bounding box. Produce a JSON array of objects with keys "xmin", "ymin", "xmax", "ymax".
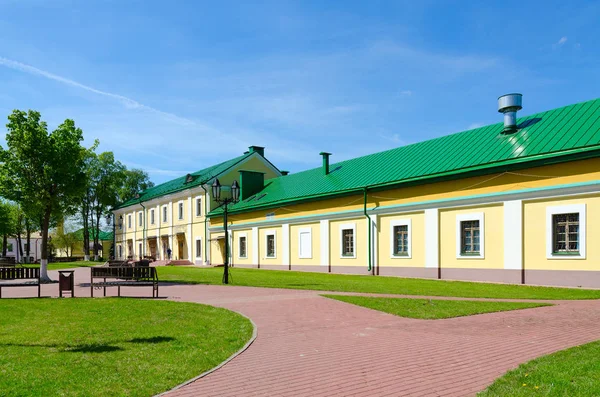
[{"xmin": 114, "ymin": 95, "xmax": 600, "ymax": 287}]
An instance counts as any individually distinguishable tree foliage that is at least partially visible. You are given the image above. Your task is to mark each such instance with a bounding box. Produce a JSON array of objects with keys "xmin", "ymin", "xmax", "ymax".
[
  {"xmin": 0, "ymin": 110, "xmax": 86, "ymax": 280},
  {"xmin": 118, "ymin": 168, "xmax": 154, "ymax": 203}
]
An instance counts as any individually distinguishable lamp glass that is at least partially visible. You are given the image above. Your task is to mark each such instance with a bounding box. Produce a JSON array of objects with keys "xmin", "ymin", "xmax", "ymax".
[
  {"xmin": 212, "ymin": 178, "xmax": 221, "ymax": 201},
  {"xmin": 231, "ymin": 180, "xmax": 240, "ymax": 202}
]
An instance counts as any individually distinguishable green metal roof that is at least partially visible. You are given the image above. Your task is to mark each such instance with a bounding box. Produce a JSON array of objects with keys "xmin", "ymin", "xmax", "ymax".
[
  {"xmin": 73, "ymin": 228, "xmax": 114, "ymax": 241},
  {"xmin": 215, "ymin": 97, "xmax": 600, "ymax": 216},
  {"xmin": 116, "ymin": 153, "xmax": 253, "ymax": 209}
]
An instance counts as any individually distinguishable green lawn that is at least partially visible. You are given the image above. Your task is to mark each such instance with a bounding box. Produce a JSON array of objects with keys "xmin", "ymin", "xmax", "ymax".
[
  {"xmin": 157, "ymin": 267, "xmax": 600, "ymax": 300},
  {"xmin": 0, "ymin": 299, "xmax": 253, "ymax": 396},
  {"xmin": 479, "ymin": 341, "xmax": 600, "ymax": 396},
  {"xmin": 23, "ymin": 261, "xmax": 104, "ymax": 271},
  {"xmin": 321, "ymin": 295, "xmax": 550, "ymax": 319}
]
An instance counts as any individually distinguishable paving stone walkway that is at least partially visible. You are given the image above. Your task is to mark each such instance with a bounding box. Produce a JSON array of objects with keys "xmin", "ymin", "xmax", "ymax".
[{"xmin": 3, "ymin": 268, "xmax": 600, "ymax": 396}]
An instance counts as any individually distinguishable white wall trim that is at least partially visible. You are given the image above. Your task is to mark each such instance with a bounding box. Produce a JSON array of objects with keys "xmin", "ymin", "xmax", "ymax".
[
  {"xmin": 195, "ymin": 237, "xmax": 202, "ymax": 259},
  {"xmin": 424, "ymin": 209, "xmax": 439, "ymax": 268},
  {"xmin": 546, "ymin": 203, "xmax": 586, "ymax": 259},
  {"xmin": 264, "ymin": 229, "xmax": 277, "ymax": 259},
  {"xmin": 237, "ymin": 232, "xmax": 248, "ymax": 259},
  {"xmin": 456, "ymin": 212, "xmax": 485, "ymax": 259},
  {"xmin": 252, "ymin": 227, "xmax": 259, "ymax": 264},
  {"xmin": 320, "ymin": 220, "xmax": 329, "ymax": 267},
  {"xmin": 298, "ymin": 227, "xmax": 312, "ymax": 259},
  {"xmin": 195, "ymin": 196, "xmax": 203, "ymax": 217},
  {"xmin": 389, "ymin": 218, "xmax": 412, "ymax": 259},
  {"xmin": 504, "ymin": 200, "xmax": 523, "ymax": 269},
  {"xmin": 282, "ymin": 224, "xmax": 290, "ymax": 266},
  {"xmin": 339, "ymin": 222, "xmax": 356, "ymax": 259},
  {"xmin": 372, "ymin": 214, "xmax": 378, "ymax": 272}
]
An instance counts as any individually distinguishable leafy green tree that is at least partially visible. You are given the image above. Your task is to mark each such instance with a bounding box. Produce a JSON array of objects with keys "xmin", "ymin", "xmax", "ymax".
[
  {"xmin": 87, "ymin": 151, "xmax": 125, "ymax": 260},
  {"xmin": 0, "ymin": 200, "xmax": 16, "ymax": 256},
  {"xmin": 0, "ymin": 110, "xmax": 86, "ymax": 281},
  {"xmin": 118, "ymin": 168, "xmax": 154, "ymax": 203}
]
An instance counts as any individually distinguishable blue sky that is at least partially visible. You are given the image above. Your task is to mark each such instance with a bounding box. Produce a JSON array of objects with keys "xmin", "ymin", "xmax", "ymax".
[{"xmin": 1, "ymin": 0, "xmax": 599, "ymax": 184}]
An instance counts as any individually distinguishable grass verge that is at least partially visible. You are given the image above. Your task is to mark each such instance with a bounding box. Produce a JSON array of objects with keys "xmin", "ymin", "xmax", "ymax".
[
  {"xmin": 0, "ymin": 298, "xmax": 253, "ymax": 396},
  {"xmin": 321, "ymin": 295, "xmax": 550, "ymax": 319},
  {"xmin": 479, "ymin": 340, "xmax": 600, "ymax": 396},
  {"xmin": 23, "ymin": 261, "xmax": 104, "ymax": 271},
  {"xmin": 157, "ymin": 267, "xmax": 600, "ymax": 300}
]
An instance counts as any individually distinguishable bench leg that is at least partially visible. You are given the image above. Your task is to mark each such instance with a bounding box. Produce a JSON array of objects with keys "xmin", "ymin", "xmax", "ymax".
[
  {"xmin": 91, "ymin": 282, "xmax": 94, "ymax": 298},
  {"xmin": 38, "ymin": 283, "xmax": 41, "ymax": 298},
  {"xmin": 0, "ymin": 286, "xmax": 2, "ymax": 299},
  {"xmin": 118, "ymin": 285, "xmax": 121, "ymax": 297}
]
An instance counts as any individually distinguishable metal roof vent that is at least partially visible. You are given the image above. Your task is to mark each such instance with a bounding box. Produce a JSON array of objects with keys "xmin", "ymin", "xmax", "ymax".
[{"xmin": 498, "ymin": 93, "xmax": 523, "ymax": 134}]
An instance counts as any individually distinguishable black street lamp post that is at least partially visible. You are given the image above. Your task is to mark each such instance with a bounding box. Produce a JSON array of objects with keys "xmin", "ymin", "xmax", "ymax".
[{"xmin": 211, "ymin": 178, "xmax": 240, "ymax": 284}]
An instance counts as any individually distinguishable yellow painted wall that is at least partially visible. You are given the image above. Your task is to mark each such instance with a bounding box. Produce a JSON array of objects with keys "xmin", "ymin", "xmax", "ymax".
[
  {"xmin": 524, "ymin": 194, "xmax": 600, "ymax": 271},
  {"xmin": 439, "ymin": 204, "xmax": 504, "ymax": 269},
  {"xmin": 258, "ymin": 227, "xmax": 282, "ymax": 265},
  {"xmin": 290, "ymin": 223, "xmax": 321, "ymax": 266},
  {"xmin": 329, "ymin": 218, "xmax": 366, "ymax": 267},
  {"xmin": 378, "ymin": 212, "xmax": 425, "ymax": 268}
]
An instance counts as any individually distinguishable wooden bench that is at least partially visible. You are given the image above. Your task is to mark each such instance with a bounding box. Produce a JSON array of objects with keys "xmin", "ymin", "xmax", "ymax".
[
  {"xmin": 90, "ymin": 266, "xmax": 158, "ymax": 298},
  {"xmin": 0, "ymin": 267, "xmax": 41, "ymax": 298}
]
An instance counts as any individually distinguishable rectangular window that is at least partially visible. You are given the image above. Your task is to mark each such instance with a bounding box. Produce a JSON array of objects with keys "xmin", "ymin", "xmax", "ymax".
[
  {"xmin": 150, "ymin": 209, "xmax": 155, "ymax": 225},
  {"xmin": 393, "ymin": 225, "xmax": 409, "ymax": 256},
  {"xmin": 23, "ymin": 243, "xmax": 29, "ymax": 252},
  {"xmin": 298, "ymin": 228, "xmax": 312, "ymax": 259},
  {"xmin": 139, "ymin": 212, "xmax": 143, "ymax": 227},
  {"xmin": 553, "ymin": 213, "xmax": 579, "ymax": 254},
  {"xmin": 163, "ymin": 206, "xmax": 168, "ymax": 223},
  {"xmin": 196, "ymin": 198, "xmax": 202, "ymax": 217},
  {"xmin": 138, "ymin": 243, "xmax": 142, "ymax": 258},
  {"xmin": 461, "ymin": 220, "xmax": 480, "ymax": 254},
  {"xmin": 266, "ymin": 234, "xmax": 276, "ymax": 258},
  {"xmin": 341, "ymin": 228, "xmax": 354, "ymax": 257},
  {"xmin": 196, "ymin": 239, "xmax": 202, "ymax": 258},
  {"xmin": 128, "ymin": 215, "xmax": 132, "ymax": 229},
  {"xmin": 118, "ymin": 245, "xmax": 122, "ymax": 258},
  {"xmin": 178, "ymin": 202, "xmax": 184, "ymax": 220},
  {"xmin": 239, "ymin": 236, "xmax": 247, "ymax": 258},
  {"xmin": 7, "ymin": 243, "xmax": 13, "ymax": 252}
]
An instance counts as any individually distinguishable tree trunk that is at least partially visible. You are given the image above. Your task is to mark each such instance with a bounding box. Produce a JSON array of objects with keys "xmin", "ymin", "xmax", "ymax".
[
  {"xmin": 2, "ymin": 234, "xmax": 6, "ymax": 256},
  {"xmin": 40, "ymin": 206, "xmax": 52, "ymax": 283},
  {"xmin": 94, "ymin": 211, "xmax": 101, "ymax": 261},
  {"xmin": 16, "ymin": 233, "xmax": 22, "ymax": 264},
  {"xmin": 82, "ymin": 204, "xmax": 90, "ymax": 261},
  {"xmin": 25, "ymin": 225, "xmax": 31, "ymax": 264}
]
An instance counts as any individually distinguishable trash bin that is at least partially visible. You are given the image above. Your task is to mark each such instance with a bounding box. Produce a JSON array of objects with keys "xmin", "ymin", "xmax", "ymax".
[{"xmin": 58, "ymin": 270, "xmax": 75, "ymax": 298}]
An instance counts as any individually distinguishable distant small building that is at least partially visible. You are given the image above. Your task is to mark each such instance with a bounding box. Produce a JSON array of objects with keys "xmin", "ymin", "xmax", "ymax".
[
  {"xmin": 4, "ymin": 232, "xmax": 43, "ymax": 263},
  {"xmin": 54, "ymin": 229, "xmax": 114, "ymax": 259}
]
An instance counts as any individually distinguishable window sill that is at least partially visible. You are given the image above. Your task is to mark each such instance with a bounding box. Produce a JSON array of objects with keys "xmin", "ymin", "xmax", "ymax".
[{"xmin": 458, "ymin": 253, "xmax": 484, "ymax": 259}]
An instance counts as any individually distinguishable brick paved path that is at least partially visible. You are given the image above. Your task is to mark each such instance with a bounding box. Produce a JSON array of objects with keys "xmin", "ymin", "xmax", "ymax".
[{"xmin": 3, "ymin": 268, "xmax": 600, "ymax": 396}]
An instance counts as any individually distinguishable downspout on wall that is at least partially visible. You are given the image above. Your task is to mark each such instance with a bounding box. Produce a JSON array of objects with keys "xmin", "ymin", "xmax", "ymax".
[
  {"xmin": 363, "ymin": 188, "xmax": 373, "ymax": 275},
  {"xmin": 201, "ymin": 185, "xmax": 209, "ymax": 266},
  {"xmin": 139, "ymin": 200, "xmax": 146, "ymax": 259}
]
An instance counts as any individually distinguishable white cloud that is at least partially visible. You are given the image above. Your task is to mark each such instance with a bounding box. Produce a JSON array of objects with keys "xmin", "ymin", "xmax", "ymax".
[
  {"xmin": 399, "ymin": 90, "xmax": 412, "ymax": 96},
  {"xmin": 0, "ymin": 56, "xmax": 196, "ymax": 127},
  {"xmin": 468, "ymin": 122, "xmax": 484, "ymax": 130},
  {"xmin": 557, "ymin": 36, "xmax": 568, "ymax": 45}
]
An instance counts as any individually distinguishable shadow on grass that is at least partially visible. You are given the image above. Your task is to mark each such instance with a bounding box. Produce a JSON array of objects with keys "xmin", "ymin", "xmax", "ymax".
[
  {"xmin": 129, "ymin": 336, "xmax": 174, "ymax": 344},
  {"xmin": 2, "ymin": 336, "xmax": 176, "ymax": 352}
]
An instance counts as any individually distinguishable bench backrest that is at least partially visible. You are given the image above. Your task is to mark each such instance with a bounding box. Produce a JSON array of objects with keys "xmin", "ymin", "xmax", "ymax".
[
  {"xmin": 91, "ymin": 266, "xmax": 157, "ymax": 281},
  {"xmin": 0, "ymin": 267, "xmax": 40, "ymax": 280}
]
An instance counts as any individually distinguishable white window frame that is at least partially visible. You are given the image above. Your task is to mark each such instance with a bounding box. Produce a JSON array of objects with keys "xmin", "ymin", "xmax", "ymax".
[
  {"xmin": 150, "ymin": 209, "xmax": 155, "ymax": 225},
  {"xmin": 298, "ymin": 227, "xmax": 312, "ymax": 259},
  {"xmin": 195, "ymin": 196, "xmax": 202, "ymax": 217},
  {"xmin": 162, "ymin": 205, "xmax": 168, "ymax": 223},
  {"xmin": 7, "ymin": 242, "xmax": 13, "ymax": 252},
  {"xmin": 138, "ymin": 211, "xmax": 143, "ymax": 227},
  {"xmin": 118, "ymin": 244, "xmax": 122, "ymax": 259},
  {"xmin": 178, "ymin": 201, "xmax": 184, "ymax": 220},
  {"xmin": 265, "ymin": 230, "xmax": 277, "ymax": 258},
  {"xmin": 546, "ymin": 204, "xmax": 586, "ymax": 259},
  {"xmin": 128, "ymin": 214, "xmax": 132, "ymax": 229},
  {"xmin": 456, "ymin": 212, "xmax": 485, "ymax": 259},
  {"xmin": 339, "ymin": 223, "xmax": 356, "ymax": 259},
  {"xmin": 195, "ymin": 237, "xmax": 202, "ymax": 259},
  {"xmin": 390, "ymin": 219, "xmax": 412, "ymax": 259},
  {"xmin": 138, "ymin": 243, "xmax": 143, "ymax": 258},
  {"xmin": 238, "ymin": 232, "xmax": 248, "ymax": 259}
]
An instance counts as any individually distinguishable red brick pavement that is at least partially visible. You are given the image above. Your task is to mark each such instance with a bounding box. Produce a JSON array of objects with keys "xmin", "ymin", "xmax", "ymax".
[{"xmin": 3, "ymin": 268, "xmax": 600, "ymax": 396}]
